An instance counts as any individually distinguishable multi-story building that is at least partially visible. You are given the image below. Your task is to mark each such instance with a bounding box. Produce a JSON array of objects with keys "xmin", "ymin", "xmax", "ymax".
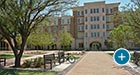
[
  {"xmin": 0, "ymin": 1, "xmax": 121, "ymax": 50},
  {"xmin": 42, "ymin": 1, "xmax": 120, "ymax": 50}
]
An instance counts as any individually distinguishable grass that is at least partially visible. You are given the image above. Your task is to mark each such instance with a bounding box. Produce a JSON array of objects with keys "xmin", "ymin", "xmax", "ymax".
[
  {"xmin": 0, "ymin": 54, "xmax": 30, "ymax": 59},
  {"xmin": 0, "ymin": 69, "xmax": 58, "ymax": 75},
  {"xmin": 107, "ymin": 53, "xmax": 135, "ymax": 57}
]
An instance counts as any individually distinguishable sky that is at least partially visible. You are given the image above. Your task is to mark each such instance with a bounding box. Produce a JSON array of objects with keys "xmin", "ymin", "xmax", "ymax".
[{"xmin": 67, "ymin": 0, "xmax": 131, "ymax": 15}]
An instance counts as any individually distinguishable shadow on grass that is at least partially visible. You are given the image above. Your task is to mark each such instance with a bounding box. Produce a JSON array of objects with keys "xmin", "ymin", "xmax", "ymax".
[
  {"xmin": 0, "ymin": 69, "xmax": 18, "ymax": 75},
  {"xmin": 0, "ymin": 68, "xmax": 58, "ymax": 75}
]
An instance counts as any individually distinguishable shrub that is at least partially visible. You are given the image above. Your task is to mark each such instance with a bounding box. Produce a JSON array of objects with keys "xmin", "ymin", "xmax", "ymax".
[{"xmin": 22, "ymin": 57, "xmax": 44, "ymax": 68}]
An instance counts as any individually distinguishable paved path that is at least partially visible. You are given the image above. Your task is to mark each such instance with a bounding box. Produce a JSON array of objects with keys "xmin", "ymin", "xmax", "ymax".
[{"xmin": 66, "ymin": 52, "xmax": 131, "ymax": 75}]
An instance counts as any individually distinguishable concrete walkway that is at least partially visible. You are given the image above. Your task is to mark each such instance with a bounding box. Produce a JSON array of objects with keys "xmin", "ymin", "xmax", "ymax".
[{"xmin": 66, "ymin": 52, "xmax": 131, "ymax": 75}]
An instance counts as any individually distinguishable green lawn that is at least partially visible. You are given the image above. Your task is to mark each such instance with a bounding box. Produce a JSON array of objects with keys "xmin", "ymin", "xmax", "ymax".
[
  {"xmin": 0, "ymin": 69, "xmax": 58, "ymax": 75},
  {"xmin": 0, "ymin": 54, "xmax": 30, "ymax": 59}
]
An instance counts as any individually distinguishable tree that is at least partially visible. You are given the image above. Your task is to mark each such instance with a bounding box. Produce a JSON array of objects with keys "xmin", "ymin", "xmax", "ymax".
[
  {"xmin": 59, "ymin": 31, "xmax": 73, "ymax": 51},
  {"xmin": 104, "ymin": 39, "xmax": 113, "ymax": 50},
  {"xmin": 0, "ymin": 0, "xmax": 78, "ymax": 67},
  {"xmin": 121, "ymin": 0, "xmax": 140, "ymax": 32},
  {"xmin": 110, "ymin": 24, "xmax": 139, "ymax": 49},
  {"xmin": 27, "ymin": 32, "xmax": 53, "ymax": 49}
]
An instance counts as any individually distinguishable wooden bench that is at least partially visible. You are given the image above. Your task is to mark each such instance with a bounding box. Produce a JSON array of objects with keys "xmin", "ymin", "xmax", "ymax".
[
  {"xmin": 0, "ymin": 58, "xmax": 6, "ymax": 66},
  {"xmin": 58, "ymin": 52, "xmax": 65, "ymax": 64},
  {"xmin": 133, "ymin": 51, "xmax": 140, "ymax": 66},
  {"xmin": 44, "ymin": 54, "xmax": 56, "ymax": 69}
]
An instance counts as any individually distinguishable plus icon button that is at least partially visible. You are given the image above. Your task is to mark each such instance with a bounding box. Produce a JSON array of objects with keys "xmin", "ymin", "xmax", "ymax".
[
  {"xmin": 113, "ymin": 48, "xmax": 130, "ymax": 65},
  {"xmin": 118, "ymin": 53, "xmax": 126, "ymax": 61}
]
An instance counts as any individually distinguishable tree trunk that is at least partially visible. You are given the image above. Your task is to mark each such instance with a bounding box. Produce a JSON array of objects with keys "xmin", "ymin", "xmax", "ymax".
[{"xmin": 14, "ymin": 54, "xmax": 22, "ymax": 67}]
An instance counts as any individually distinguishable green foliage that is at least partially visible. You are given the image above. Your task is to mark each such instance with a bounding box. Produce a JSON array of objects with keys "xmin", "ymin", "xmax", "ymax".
[
  {"xmin": 0, "ymin": 69, "xmax": 58, "ymax": 75},
  {"xmin": 110, "ymin": 24, "xmax": 140, "ymax": 49},
  {"xmin": 104, "ymin": 40, "xmax": 113, "ymax": 49},
  {"xmin": 22, "ymin": 57, "xmax": 44, "ymax": 68},
  {"xmin": 0, "ymin": 54, "xmax": 29, "ymax": 59},
  {"xmin": 121, "ymin": 0, "xmax": 140, "ymax": 32},
  {"xmin": 27, "ymin": 32, "xmax": 53, "ymax": 46},
  {"xmin": 0, "ymin": 0, "xmax": 78, "ymax": 67},
  {"xmin": 59, "ymin": 31, "xmax": 73, "ymax": 50}
]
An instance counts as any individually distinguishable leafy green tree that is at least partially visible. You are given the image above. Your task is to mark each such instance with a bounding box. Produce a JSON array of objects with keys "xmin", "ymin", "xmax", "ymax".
[
  {"xmin": 110, "ymin": 24, "xmax": 139, "ymax": 49},
  {"xmin": 27, "ymin": 32, "xmax": 53, "ymax": 48},
  {"xmin": 0, "ymin": 0, "xmax": 78, "ymax": 67},
  {"xmin": 121, "ymin": 0, "xmax": 140, "ymax": 32},
  {"xmin": 104, "ymin": 39, "xmax": 113, "ymax": 50},
  {"xmin": 59, "ymin": 31, "xmax": 73, "ymax": 51}
]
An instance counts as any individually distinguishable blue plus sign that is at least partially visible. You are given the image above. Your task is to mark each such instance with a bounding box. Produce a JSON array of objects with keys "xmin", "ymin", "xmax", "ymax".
[{"xmin": 113, "ymin": 48, "xmax": 130, "ymax": 65}]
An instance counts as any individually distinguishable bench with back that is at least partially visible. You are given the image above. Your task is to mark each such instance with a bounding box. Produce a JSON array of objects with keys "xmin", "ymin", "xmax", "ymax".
[
  {"xmin": 44, "ymin": 54, "xmax": 56, "ymax": 69},
  {"xmin": 0, "ymin": 58, "xmax": 6, "ymax": 67},
  {"xmin": 133, "ymin": 51, "xmax": 140, "ymax": 66},
  {"xmin": 58, "ymin": 52, "xmax": 65, "ymax": 64}
]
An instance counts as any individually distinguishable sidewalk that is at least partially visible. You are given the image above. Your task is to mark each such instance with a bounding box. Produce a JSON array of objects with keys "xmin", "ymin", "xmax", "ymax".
[{"xmin": 66, "ymin": 52, "xmax": 131, "ymax": 75}]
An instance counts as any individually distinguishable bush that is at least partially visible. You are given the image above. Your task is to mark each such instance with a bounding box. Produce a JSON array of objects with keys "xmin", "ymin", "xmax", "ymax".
[{"xmin": 22, "ymin": 57, "xmax": 44, "ymax": 68}]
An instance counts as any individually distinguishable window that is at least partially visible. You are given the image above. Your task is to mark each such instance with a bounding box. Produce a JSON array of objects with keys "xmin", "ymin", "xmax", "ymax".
[
  {"xmin": 106, "ymin": 16, "xmax": 109, "ymax": 22},
  {"xmin": 85, "ymin": 17, "xmax": 88, "ymax": 22},
  {"xmin": 97, "ymin": 24, "xmax": 100, "ymax": 29},
  {"xmin": 85, "ymin": 25, "xmax": 88, "ymax": 30},
  {"xmin": 82, "ymin": 26, "xmax": 84, "ymax": 30},
  {"xmin": 90, "ymin": 9, "xmax": 92, "ymax": 13},
  {"xmin": 91, "ymin": 32, "xmax": 93, "ymax": 37},
  {"xmin": 110, "ymin": 8, "xmax": 113, "ymax": 14},
  {"xmin": 85, "ymin": 9, "xmax": 88, "ymax": 14},
  {"xmin": 102, "ymin": 16, "xmax": 105, "ymax": 21},
  {"xmin": 97, "ymin": 32, "xmax": 100, "ymax": 37},
  {"xmin": 97, "ymin": 16, "xmax": 100, "ymax": 21},
  {"xmin": 77, "ymin": 18, "xmax": 80, "ymax": 23},
  {"xmin": 81, "ymin": 11, "xmax": 84, "ymax": 15},
  {"xmin": 94, "ymin": 16, "xmax": 96, "ymax": 21},
  {"xmin": 67, "ymin": 19, "xmax": 70, "ymax": 24},
  {"xmin": 102, "ymin": 8, "xmax": 105, "ymax": 13},
  {"xmin": 97, "ymin": 8, "xmax": 99, "ymax": 13},
  {"xmin": 93, "ymin": 32, "xmax": 96, "ymax": 37},
  {"xmin": 91, "ymin": 16, "xmax": 93, "ymax": 21},
  {"xmin": 78, "ymin": 26, "xmax": 80, "ymax": 31},
  {"xmin": 91, "ymin": 24, "xmax": 93, "ymax": 29},
  {"xmin": 103, "ymin": 32, "xmax": 106, "ymax": 37},
  {"xmin": 85, "ymin": 32, "xmax": 88, "ymax": 37},
  {"xmin": 94, "ymin": 24, "xmax": 96, "ymax": 29},
  {"xmin": 103, "ymin": 24, "xmax": 105, "ymax": 29},
  {"xmin": 106, "ymin": 24, "xmax": 109, "ymax": 29},
  {"xmin": 77, "ymin": 11, "xmax": 80, "ymax": 16},
  {"xmin": 94, "ymin": 8, "xmax": 96, "ymax": 13}
]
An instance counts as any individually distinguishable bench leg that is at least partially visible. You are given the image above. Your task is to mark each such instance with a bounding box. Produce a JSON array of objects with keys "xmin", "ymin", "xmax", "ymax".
[
  {"xmin": 50, "ymin": 61, "xmax": 52, "ymax": 69},
  {"xmin": 4, "ymin": 59, "xmax": 6, "ymax": 66}
]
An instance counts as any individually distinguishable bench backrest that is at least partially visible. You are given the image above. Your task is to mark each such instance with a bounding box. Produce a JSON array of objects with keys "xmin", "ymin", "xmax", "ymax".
[
  {"xmin": 44, "ymin": 54, "xmax": 55, "ymax": 61},
  {"xmin": 58, "ymin": 52, "xmax": 65, "ymax": 58},
  {"xmin": 133, "ymin": 51, "xmax": 140, "ymax": 58}
]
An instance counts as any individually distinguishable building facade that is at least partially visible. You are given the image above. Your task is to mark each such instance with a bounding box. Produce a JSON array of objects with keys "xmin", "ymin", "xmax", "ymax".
[
  {"xmin": 42, "ymin": 1, "xmax": 120, "ymax": 50},
  {"xmin": 0, "ymin": 1, "xmax": 121, "ymax": 50}
]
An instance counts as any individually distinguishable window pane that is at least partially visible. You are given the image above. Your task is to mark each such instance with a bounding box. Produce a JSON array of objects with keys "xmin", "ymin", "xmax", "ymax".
[{"xmin": 102, "ymin": 8, "xmax": 104, "ymax": 13}]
